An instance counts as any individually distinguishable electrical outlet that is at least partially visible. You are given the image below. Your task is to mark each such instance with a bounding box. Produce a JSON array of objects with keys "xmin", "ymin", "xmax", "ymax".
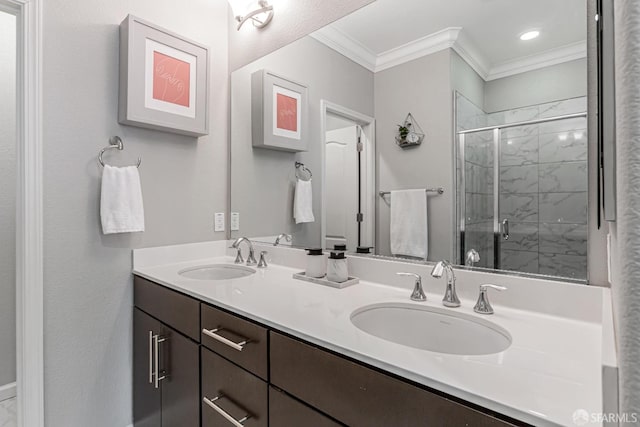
[
  {"xmin": 214, "ymin": 213, "xmax": 225, "ymax": 232},
  {"xmin": 231, "ymin": 212, "xmax": 240, "ymax": 231}
]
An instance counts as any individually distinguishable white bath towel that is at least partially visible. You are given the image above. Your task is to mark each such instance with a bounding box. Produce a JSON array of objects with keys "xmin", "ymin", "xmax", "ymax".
[
  {"xmin": 294, "ymin": 178, "xmax": 315, "ymax": 224},
  {"xmin": 100, "ymin": 165, "xmax": 145, "ymax": 234},
  {"xmin": 390, "ymin": 189, "xmax": 428, "ymax": 259}
]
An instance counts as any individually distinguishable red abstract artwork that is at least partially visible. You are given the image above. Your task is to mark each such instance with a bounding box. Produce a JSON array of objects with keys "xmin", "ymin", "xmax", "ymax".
[
  {"xmin": 276, "ymin": 93, "xmax": 298, "ymax": 132},
  {"xmin": 153, "ymin": 51, "xmax": 190, "ymax": 107}
]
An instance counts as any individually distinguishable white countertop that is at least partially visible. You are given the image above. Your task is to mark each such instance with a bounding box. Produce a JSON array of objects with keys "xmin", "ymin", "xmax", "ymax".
[{"xmin": 133, "ymin": 243, "xmax": 609, "ymax": 427}]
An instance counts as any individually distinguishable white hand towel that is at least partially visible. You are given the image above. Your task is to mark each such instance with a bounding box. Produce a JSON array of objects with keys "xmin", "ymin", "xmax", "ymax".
[
  {"xmin": 100, "ymin": 165, "xmax": 145, "ymax": 234},
  {"xmin": 390, "ymin": 189, "xmax": 428, "ymax": 259},
  {"xmin": 294, "ymin": 178, "xmax": 315, "ymax": 224}
]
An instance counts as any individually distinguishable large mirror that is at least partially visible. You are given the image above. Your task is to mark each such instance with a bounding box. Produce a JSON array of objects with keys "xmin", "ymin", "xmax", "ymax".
[{"xmin": 231, "ymin": 0, "xmax": 589, "ymax": 282}]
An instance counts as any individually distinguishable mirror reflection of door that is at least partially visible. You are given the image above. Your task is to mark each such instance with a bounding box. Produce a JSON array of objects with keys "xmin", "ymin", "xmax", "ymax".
[{"xmin": 325, "ymin": 114, "xmax": 360, "ymax": 251}]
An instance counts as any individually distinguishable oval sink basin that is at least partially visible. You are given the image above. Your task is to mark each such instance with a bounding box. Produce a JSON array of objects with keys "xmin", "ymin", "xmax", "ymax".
[
  {"xmin": 351, "ymin": 303, "xmax": 511, "ymax": 356},
  {"xmin": 178, "ymin": 264, "xmax": 256, "ymax": 280}
]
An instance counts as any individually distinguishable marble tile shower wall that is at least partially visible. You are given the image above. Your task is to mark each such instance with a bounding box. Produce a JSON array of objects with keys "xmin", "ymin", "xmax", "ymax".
[
  {"xmin": 456, "ymin": 95, "xmax": 587, "ymax": 279},
  {"xmin": 491, "ymin": 97, "xmax": 588, "ymax": 279}
]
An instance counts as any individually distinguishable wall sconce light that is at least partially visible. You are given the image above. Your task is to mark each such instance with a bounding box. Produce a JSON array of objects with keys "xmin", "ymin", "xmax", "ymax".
[{"xmin": 228, "ymin": 0, "xmax": 274, "ymax": 30}]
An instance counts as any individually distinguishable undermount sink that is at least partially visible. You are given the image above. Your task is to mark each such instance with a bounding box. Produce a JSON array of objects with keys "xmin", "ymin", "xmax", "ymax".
[
  {"xmin": 351, "ymin": 303, "xmax": 511, "ymax": 356},
  {"xmin": 178, "ymin": 264, "xmax": 256, "ymax": 280}
]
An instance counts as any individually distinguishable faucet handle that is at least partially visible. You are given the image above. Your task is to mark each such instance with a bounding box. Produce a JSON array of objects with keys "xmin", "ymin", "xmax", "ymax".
[
  {"xmin": 465, "ymin": 249, "xmax": 480, "ymax": 267},
  {"xmin": 257, "ymin": 251, "xmax": 268, "ymax": 268},
  {"xmin": 233, "ymin": 247, "xmax": 244, "ymax": 264},
  {"xmin": 474, "ymin": 284, "xmax": 507, "ymax": 315},
  {"xmin": 397, "ymin": 272, "xmax": 426, "ymax": 302}
]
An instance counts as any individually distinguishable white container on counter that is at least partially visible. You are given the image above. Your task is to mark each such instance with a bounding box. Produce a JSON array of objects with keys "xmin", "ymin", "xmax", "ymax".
[
  {"xmin": 305, "ymin": 248, "xmax": 327, "ymax": 278},
  {"xmin": 327, "ymin": 251, "xmax": 348, "ymax": 283}
]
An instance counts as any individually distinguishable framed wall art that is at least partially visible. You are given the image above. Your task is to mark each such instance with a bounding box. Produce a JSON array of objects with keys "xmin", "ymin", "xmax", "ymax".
[
  {"xmin": 118, "ymin": 15, "xmax": 210, "ymax": 137},
  {"xmin": 251, "ymin": 70, "xmax": 308, "ymax": 152}
]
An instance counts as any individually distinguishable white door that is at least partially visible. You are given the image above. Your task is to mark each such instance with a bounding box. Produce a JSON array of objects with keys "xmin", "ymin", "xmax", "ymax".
[{"xmin": 325, "ymin": 125, "xmax": 359, "ymax": 251}]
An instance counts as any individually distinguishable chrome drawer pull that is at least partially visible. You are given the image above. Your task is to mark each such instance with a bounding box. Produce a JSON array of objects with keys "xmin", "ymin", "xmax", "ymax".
[
  {"xmin": 202, "ymin": 328, "xmax": 250, "ymax": 352},
  {"xmin": 203, "ymin": 395, "xmax": 251, "ymax": 427},
  {"xmin": 148, "ymin": 331, "xmax": 154, "ymax": 384},
  {"xmin": 152, "ymin": 334, "xmax": 167, "ymax": 389}
]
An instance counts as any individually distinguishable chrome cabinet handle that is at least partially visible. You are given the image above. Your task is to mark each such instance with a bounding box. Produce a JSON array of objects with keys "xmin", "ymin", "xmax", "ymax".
[
  {"xmin": 152, "ymin": 334, "xmax": 167, "ymax": 389},
  {"xmin": 202, "ymin": 328, "xmax": 250, "ymax": 352},
  {"xmin": 148, "ymin": 331, "xmax": 154, "ymax": 384},
  {"xmin": 502, "ymin": 218, "xmax": 509, "ymax": 241},
  {"xmin": 203, "ymin": 395, "xmax": 251, "ymax": 427}
]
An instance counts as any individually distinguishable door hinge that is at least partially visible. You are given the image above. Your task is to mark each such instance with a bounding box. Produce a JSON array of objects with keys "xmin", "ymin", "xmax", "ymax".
[
  {"xmin": 357, "ymin": 138, "xmax": 363, "ymax": 152},
  {"xmin": 356, "ymin": 213, "xmax": 364, "ymax": 222}
]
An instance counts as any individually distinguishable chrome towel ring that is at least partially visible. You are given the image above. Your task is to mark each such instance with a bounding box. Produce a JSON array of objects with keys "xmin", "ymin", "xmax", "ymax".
[
  {"xmin": 295, "ymin": 161, "xmax": 312, "ymax": 181},
  {"xmin": 98, "ymin": 136, "xmax": 142, "ymax": 168}
]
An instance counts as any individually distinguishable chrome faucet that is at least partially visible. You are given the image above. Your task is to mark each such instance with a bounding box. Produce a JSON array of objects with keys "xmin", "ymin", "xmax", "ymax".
[
  {"xmin": 473, "ymin": 284, "xmax": 507, "ymax": 314},
  {"xmin": 465, "ymin": 249, "xmax": 480, "ymax": 267},
  {"xmin": 231, "ymin": 237, "xmax": 257, "ymax": 266},
  {"xmin": 396, "ymin": 272, "xmax": 426, "ymax": 302},
  {"xmin": 274, "ymin": 233, "xmax": 292, "ymax": 246},
  {"xmin": 430, "ymin": 260, "xmax": 461, "ymax": 308}
]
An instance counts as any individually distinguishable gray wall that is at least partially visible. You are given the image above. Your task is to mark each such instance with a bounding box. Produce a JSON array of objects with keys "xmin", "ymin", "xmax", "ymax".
[
  {"xmin": 228, "ymin": 0, "xmax": 375, "ymax": 71},
  {"xmin": 451, "ymin": 50, "xmax": 485, "ymax": 109},
  {"xmin": 43, "ymin": 0, "xmax": 228, "ymax": 425},
  {"xmin": 611, "ymin": 0, "xmax": 640, "ymax": 417},
  {"xmin": 0, "ymin": 11, "xmax": 16, "ymax": 390},
  {"xmin": 231, "ymin": 36, "xmax": 374, "ymax": 247},
  {"xmin": 375, "ymin": 50, "xmax": 454, "ymax": 260},
  {"xmin": 484, "ymin": 59, "xmax": 588, "ymax": 113}
]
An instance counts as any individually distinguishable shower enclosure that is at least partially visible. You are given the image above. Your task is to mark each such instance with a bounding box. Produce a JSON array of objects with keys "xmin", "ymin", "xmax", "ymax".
[{"xmin": 456, "ymin": 93, "xmax": 588, "ymax": 281}]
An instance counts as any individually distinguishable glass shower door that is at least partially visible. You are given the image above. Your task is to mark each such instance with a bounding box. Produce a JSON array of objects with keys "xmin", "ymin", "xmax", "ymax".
[{"xmin": 458, "ymin": 129, "xmax": 496, "ymax": 270}]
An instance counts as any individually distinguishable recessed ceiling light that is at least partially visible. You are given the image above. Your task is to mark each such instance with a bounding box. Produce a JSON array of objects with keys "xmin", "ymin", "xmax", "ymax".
[{"xmin": 520, "ymin": 30, "xmax": 540, "ymax": 41}]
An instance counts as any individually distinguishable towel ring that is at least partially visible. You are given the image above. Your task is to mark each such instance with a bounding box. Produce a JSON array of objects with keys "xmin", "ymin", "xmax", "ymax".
[
  {"xmin": 295, "ymin": 161, "xmax": 312, "ymax": 181},
  {"xmin": 98, "ymin": 136, "xmax": 142, "ymax": 168}
]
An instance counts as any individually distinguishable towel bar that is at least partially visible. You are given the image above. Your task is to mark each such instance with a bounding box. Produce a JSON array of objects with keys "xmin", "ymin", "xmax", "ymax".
[{"xmin": 379, "ymin": 188, "xmax": 444, "ymax": 197}]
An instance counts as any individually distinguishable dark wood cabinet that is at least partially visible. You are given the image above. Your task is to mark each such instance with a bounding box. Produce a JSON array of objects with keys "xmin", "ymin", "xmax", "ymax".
[
  {"xmin": 269, "ymin": 386, "xmax": 343, "ymax": 427},
  {"xmin": 160, "ymin": 324, "xmax": 200, "ymax": 427},
  {"xmin": 201, "ymin": 303, "xmax": 268, "ymax": 381},
  {"xmin": 134, "ymin": 309, "xmax": 162, "ymax": 427},
  {"xmin": 270, "ymin": 332, "xmax": 518, "ymax": 427},
  {"xmin": 133, "ymin": 276, "xmax": 527, "ymax": 427},
  {"xmin": 133, "ymin": 308, "xmax": 199, "ymax": 427},
  {"xmin": 201, "ymin": 347, "xmax": 268, "ymax": 427}
]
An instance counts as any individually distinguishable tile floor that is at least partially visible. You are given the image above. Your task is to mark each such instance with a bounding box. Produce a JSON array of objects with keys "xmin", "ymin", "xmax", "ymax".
[{"xmin": 0, "ymin": 398, "xmax": 16, "ymax": 427}]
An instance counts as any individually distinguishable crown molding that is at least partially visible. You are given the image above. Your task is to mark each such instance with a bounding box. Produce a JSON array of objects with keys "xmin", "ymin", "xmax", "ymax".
[
  {"xmin": 486, "ymin": 41, "xmax": 587, "ymax": 81},
  {"xmin": 312, "ymin": 25, "xmax": 587, "ymax": 82},
  {"xmin": 375, "ymin": 27, "xmax": 461, "ymax": 72},
  {"xmin": 310, "ymin": 26, "xmax": 377, "ymax": 72},
  {"xmin": 451, "ymin": 32, "xmax": 490, "ymax": 80}
]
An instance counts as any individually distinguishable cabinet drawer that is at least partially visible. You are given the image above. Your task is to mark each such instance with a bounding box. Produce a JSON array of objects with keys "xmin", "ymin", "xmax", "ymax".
[
  {"xmin": 270, "ymin": 332, "xmax": 518, "ymax": 427},
  {"xmin": 201, "ymin": 303, "xmax": 268, "ymax": 380},
  {"xmin": 134, "ymin": 276, "xmax": 200, "ymax": 341},
  {"xmin": 269, "ymin": 386, "xmax": 343, "ymax": 427},
  {"xmin": 201, "ymin": 347, "xmax": 267, "ymax": 427}
]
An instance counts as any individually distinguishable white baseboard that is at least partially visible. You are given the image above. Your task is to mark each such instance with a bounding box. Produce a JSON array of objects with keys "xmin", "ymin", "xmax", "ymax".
[{"xmin": 0, "ymin": 382, "xmax": 16, "ymax": 402}]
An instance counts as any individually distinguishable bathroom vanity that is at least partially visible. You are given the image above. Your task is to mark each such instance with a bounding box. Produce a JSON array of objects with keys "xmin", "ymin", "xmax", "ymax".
[{"xmin": 132, "ymin": 241, "xmax": 615, "ymax": 427}]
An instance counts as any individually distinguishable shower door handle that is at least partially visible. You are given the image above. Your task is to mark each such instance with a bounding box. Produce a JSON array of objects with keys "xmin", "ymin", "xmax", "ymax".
[{"xmin": 501, "ymin": 219, "xmax": 509, "ymax": 241}]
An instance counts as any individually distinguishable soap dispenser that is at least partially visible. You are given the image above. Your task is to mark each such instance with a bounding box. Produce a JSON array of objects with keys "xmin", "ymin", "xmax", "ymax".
[
  {"xmin": 305, "ymin": 248, "xmax": 327, "ymax": 278},
  {"xmin": 327, "ymin": 251, "xmax": 349, "ymax": 283}
]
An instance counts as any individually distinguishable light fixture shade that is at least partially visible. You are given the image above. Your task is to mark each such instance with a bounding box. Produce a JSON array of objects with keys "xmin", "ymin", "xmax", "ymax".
[
  {"xmin": 227, "ymin": 0, "xmax": 274, "ymax": 30},
  {"xmin": 227, "ymin": 0, "xmax": 254, "ymax": 20}
]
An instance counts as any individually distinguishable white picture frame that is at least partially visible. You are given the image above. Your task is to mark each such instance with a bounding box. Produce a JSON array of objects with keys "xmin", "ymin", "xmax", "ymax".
[
  {"xmin": 251, "ymin": 70, "xmax": 308, "ymax": 152},
  {"xmin": 119, "ymin": 15, "xmax": 210, "ymax": 137}
]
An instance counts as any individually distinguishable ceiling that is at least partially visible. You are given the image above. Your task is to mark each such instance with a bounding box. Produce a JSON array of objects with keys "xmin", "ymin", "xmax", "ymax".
[{"xmin": 312, "ymin": 0, "xmax": 587, "ymax": 80}]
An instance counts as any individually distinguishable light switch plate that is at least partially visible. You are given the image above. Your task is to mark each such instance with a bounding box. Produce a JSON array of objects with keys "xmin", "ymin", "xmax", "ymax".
[
  {"xmin": 231, "ymin": 212, "xmax": 240, "ymax": 231},
  {"xmin": 214, "ymin": 213, "xmax": 225, "ymax": 232}
]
